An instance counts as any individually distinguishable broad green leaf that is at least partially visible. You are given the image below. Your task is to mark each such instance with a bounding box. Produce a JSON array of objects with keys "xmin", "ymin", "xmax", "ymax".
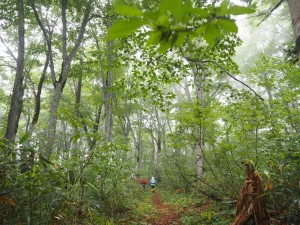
[
  {"xmin": 114, "ymin": 5, "xmax": 143, "ymax": 17},
  {"xmin": 175, "ymin": 32, "xmax": 187, "ymax": 46},
  {"xmin": 158, "ymin": 40, "xmax": 171, "ymax": 53},
  {"xmin": 189, "ymin": 8, "xmax": 209, "ymax": 18},
  {"xmin": 157, "ymin": 15, "xmax": 170, "ymax": 27},
  {"xmin": 143, "ymin": 11, "xmax": 160, "ymax": 22},
  {"xmin": 203, "ymin": 22, "xmax": 221, "ymax": 46},
  {"xmin": 216, "ymin": 19, "xmax": 238, "ymax": 33},
  {"xmin": 107, "ymin": 19, "xmax": 146, "ymax": 40},
  {"xmin": 195, "ymin": 25, "xmax": 205, "ymax": 35},
  {"xmin": 226, "ymin": 5, "xmax": 255, "ymax": 15},
  {"xmin": 146, "ymin": 30, "xmax": 162, "ymax": 46},
  {"xmin": 159, "ymin": 0, "xmax": 184, "ymax": 21},
  {"xmin": 220, "ymin": 0, "xmax": 230, "ymax": 15}
]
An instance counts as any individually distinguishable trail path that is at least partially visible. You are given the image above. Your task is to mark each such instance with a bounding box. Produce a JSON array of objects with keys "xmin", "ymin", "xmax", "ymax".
[{"xmin": 145, "ymin": 192, "xmax": 183, "ymax": 225}]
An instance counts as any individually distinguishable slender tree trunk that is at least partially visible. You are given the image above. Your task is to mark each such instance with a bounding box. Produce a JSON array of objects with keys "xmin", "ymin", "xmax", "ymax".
[
  {"xmin": 183, "ymin": 76, "xmax": 192, "ymax": 102},
  {"xmin": 193, "ymin": 65, "xmax": 205, "ymax": 180},
  {"xmin": 129, "ymin": 112, "xmax": 142, "ymax": 171},
  {"xmin": 102, "ymin": 1, "xmax": 114, "ymax": 143},
  {"xmin": 153, "ymin": 108, "xmax": 162, "ymax": 179},
  {"xmin": 27, "ymin": 52, "xmax": 49, "ymax": 136},
  {"xmin": 103, "ymin": 68, "xmax": 113, "ymax": 142},
  {"xmin": 4, "ymin": 0, "xmax": 25, "ymax": 143},
  {"xmin": 287, "ymin": 0, "xmax": 300, "ymax": 62}
]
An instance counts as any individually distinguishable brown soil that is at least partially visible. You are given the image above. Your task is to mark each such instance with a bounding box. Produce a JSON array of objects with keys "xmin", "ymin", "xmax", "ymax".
[{"xmin": 145, "ymin": 192, "xmax": 183, "ymax": 225}]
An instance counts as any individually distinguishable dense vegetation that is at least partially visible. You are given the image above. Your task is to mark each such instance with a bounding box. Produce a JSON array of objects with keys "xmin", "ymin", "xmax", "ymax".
[{"xmin": 0, "ymin": 0, "xmax": 299, "ymax": 224}]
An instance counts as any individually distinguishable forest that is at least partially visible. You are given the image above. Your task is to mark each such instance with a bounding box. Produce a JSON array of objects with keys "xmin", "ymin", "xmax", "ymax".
[{"xmin": 0, "ymin": 0, "xmax": 299, "ymax": 224}]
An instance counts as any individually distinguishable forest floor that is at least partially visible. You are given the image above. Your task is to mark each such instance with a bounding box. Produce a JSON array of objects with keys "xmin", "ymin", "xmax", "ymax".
[
  {"xmin": 115, "ymin": 187, "xmax": 216, "ymax": 225},
  {"xmin": 143, "ymin": 192, "xmax": 184, "ymax": 225}
]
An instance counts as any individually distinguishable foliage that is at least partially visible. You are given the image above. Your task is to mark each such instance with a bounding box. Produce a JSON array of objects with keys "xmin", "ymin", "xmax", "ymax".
[
  {"xmin": 108, "ymin": 0, "xmax": 255, "ymax": 52},
  {"xmin": 0, "ymin": 0, "xmax": 299, "ymax": 224}
]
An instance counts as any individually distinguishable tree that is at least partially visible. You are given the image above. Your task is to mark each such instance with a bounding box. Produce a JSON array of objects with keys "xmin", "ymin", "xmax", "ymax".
[
  {"xmin": 30, "ymin": 0, "xmax": 93, "ymax": 156},
  {"xmin": 4, "ymin": 0, "xmax": 25, "ymax": 143}
]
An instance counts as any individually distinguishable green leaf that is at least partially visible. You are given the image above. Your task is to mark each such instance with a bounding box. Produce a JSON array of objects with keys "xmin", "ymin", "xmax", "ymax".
[
  {"xmin": 195, "ymin": 25, "xmax": 205, "ymax": 35},
  {"xmin": 188, "ymin": 8, "xmax": 209, "ymax": 18},
  {"xmin": 203, "ymin": 22, "xmax": 221, "ymax": 46},
  {"xmin": 87, "ymin": 182, "xmax": 98, "ymax": 191},
  {"xmin": 39, "ymin": 155, "xmax": 53, "ymax": 166},
  {"xmin": 175, "ymin": 32, "xmax": 187, "ymax": 46},
  {"xmin": 220, "ymin": 0, "xmax": 230, "ymax": 15},
  {"xmin": 107, "ymin": 19, "xmax": 146, "ymax": 40},
  {"xmin": 19, "ymin": 133, "xmax": 29, "ymax": 144},
  {"xmin": 159, "ymin": 0, "xmax": 184, "ymax": 21},
  {"xmin": 68, "ymin": 170, "xmax": 75, "ymax": 185},
  {"xmin": 226, "ymin": 5, "xmax": 255, "ymax": 15},
  {"xmin": 216, "ymin": 19, "xmax": 238, "ymax": 33},
  {"xmin": 143, "ymin": 11, "xmax": 160, "ymax": 22},
  {"xmin": 157, "ymin": 15, "xmax": 170, "ymax": 27},
  {"xmin": 146, "ymin": 30, "xmax": 162, "ymax": 46},
  {"xmin": 114, "ymin": 5, "xmax": 143, "ymax": 17},
  {"xmin": 158, "ymin": 40, "xmax": 171, "ymax": 54}
]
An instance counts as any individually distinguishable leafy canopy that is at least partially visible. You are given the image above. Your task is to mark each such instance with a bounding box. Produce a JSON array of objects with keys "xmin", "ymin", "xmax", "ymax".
[{"xmin": 108, "ymin": 0, "xmax": 255, "ymax": 52}]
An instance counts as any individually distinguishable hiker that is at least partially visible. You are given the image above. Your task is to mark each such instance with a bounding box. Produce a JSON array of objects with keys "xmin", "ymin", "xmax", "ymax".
[
  {"xmin": 140, "ymin": 177, "xmax": 147, "ymax": 191},
  {"xmin": 150, "ymin": 177, "xmax": 156, "ymax": 193}
]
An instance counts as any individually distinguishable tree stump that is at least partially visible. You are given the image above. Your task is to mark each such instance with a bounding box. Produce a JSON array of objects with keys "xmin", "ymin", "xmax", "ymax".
[{"xmin": 231, "ymin": 161, "xmax": 271, "ymax": 225}]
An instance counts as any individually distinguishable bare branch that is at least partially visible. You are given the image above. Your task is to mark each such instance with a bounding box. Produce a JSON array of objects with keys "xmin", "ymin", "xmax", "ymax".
[
  {"xmin": 30, "ymin": 0, "xmax": 56, "ymax": 84},
  {"xmin": 257, "ymin": 0, "xmax": 284, "ymax": 26},
  {"xmin": 179, "ymin": 48, "xmax": 265, "ymax": 103},
  {"xmin": 0, "ymin": 36, "xmax": 17, "ymax": 61}
]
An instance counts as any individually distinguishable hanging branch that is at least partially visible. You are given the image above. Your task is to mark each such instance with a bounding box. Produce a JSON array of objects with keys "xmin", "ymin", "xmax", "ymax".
[
  {"xmin": 257, "ymin": 0, "xmax": 285, "ymax": 26},
  {"xmin": 179, "ymin": 48, "xmax": 265, "ymax": 103}
]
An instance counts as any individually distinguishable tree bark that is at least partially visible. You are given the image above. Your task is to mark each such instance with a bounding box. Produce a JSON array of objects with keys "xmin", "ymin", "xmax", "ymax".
[
  {"xmin": 287, "ymin": 0, "xmax": 300, "ymax": 62},
  {"xmin": 27, "ymin": 52, "xmax": 49, "ymax": 136},
  {"xmin": 193, "ymin": 64, "xmax": 205, "ymax": 180},
  {"xmin": 4, "ymin": 0, "xmax": 25, "ymax": 143}
]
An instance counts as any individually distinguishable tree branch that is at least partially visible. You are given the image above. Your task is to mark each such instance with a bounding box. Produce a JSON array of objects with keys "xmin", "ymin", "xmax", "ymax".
[
  {"xmin": 257, "ymin": 0, "xmax": 284, "ymax": 26},
  {"xmin": 30, "ymin": 0, "xmax": 56, "ymax": 84},
  {"xmin": 0, "ymin": 36, "xmax": 17, "ymax": 61},
  {"xmin": 179, "ymin": 48, "xmax": 265, "ymax": 102}
]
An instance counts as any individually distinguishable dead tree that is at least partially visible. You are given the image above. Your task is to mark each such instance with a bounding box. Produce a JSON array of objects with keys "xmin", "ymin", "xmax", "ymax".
[{"xmin": 231, "ymin": 161, "xmax": 270, "ymax": 225}]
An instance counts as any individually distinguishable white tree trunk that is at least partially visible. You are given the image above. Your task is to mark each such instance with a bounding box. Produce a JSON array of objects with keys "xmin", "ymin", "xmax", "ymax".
[{"xmin": 193, "ymin": 66, "xmax": 205, "ymax": 180}]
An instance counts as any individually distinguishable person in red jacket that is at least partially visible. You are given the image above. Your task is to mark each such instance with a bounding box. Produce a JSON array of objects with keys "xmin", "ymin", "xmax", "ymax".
[{"xmin": 140, "ymin": 177, "xmax": 147, "ymax": 191}]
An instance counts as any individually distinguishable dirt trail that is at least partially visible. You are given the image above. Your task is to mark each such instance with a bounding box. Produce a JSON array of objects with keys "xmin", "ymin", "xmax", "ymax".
[{"xmin": 146, "ymin": 192, "xmax": 183, "ymax": 225}]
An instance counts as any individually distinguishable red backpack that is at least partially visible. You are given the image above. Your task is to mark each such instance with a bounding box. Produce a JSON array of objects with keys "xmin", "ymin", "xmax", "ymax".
[{"xmin": 141, "ymin": 178, "xmax": 146, "ymax": 184}]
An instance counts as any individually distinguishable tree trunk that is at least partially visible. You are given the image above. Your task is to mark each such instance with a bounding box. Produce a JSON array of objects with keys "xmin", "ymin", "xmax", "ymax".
[
  {"xmin": 153, "ymin": 107, "xmax": 162, "ymax": 179},
  {"xmin": 287, "ymin": 0, "xmax": 300, "ymax": 62},
  {"xmin": 193, "ymin": 65, "xmax": 205, "ymax": 180},
  {"xmin": 129, "ymin": 113, "xmax": 142, "ymax": 172},
  {"xmin": 43, "ymin": 0, "xmax": 92, "ymax": 156},
  {"xmin": 183, "ymin": 76, "xmax": 192, "ymax": 102},
  {"xmin": 103, "ymin": 69, "xmax": 113, "ymax": 142},
  {"xmin": 27, "ymin": 52, "xmax": 49, "ymax": 136},
  {"xmin": 4, "ymin": 0, "xmax": 25, "ymax": 143}
]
